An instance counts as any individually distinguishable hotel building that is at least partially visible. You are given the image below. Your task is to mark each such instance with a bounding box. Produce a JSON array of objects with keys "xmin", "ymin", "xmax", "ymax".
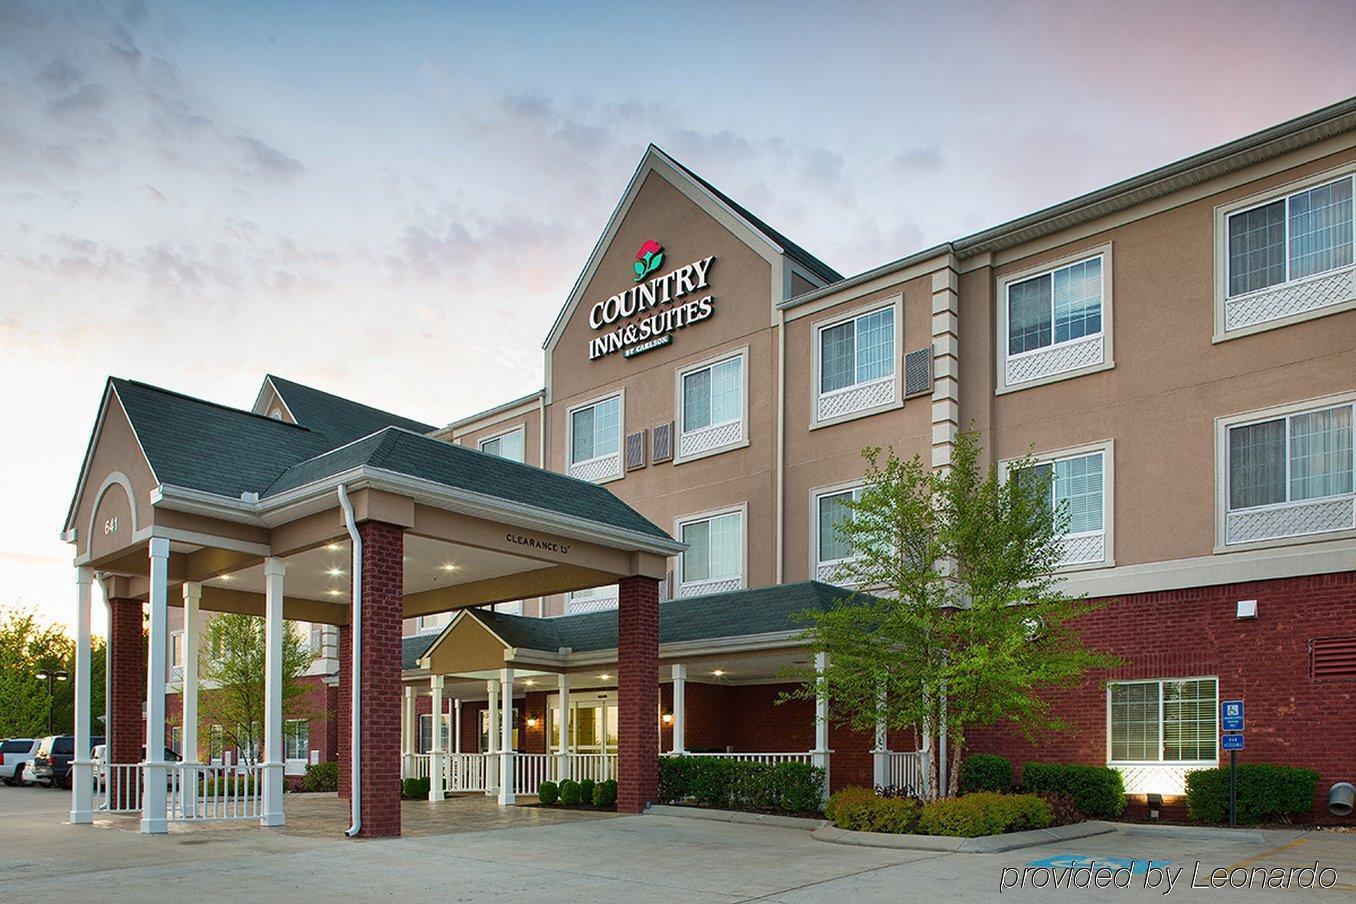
[{"xmin": 63, "ymin": 98, "xmax": 1356, "ymax": 836}]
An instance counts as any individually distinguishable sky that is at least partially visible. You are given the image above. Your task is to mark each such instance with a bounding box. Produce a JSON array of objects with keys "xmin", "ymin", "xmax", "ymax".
[{"xmin": 3, "ymin": 0, "xmax": 1355, "ymax": 634}]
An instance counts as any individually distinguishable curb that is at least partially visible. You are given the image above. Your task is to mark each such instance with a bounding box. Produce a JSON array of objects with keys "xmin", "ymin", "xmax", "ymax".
[
  {"xmin": 811, "ymin": 820, "xmax": 1117, "ymax": 853},
  {"xmin": 644, "ymin": 804, "xmax": 826, "ymax": 830}
]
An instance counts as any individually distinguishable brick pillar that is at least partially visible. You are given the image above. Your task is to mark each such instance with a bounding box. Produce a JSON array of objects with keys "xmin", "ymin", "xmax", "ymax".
[
  {"xmin": 336, "ymin": 622, "xmax": 351, "ymax": 799},
  {"xmin": 355, "ymin": 521, "xmax": 404, "ymax": 837},
  {"xmin": 617, "ymin": 576, "xmax": 659, "ymax": 813},
  {"xmin": 107, "ymin": 597, "xmax": 145, "ymax": 805}
]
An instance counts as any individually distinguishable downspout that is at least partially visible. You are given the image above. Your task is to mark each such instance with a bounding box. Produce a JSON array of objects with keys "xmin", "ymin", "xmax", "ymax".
[
  {"xmin": 775, "ymin": 307, "xmax": 786, "ymax": 583},
  {"xmin": 338, "ymin": 484, "xmax": 362, "ymax": 838}
]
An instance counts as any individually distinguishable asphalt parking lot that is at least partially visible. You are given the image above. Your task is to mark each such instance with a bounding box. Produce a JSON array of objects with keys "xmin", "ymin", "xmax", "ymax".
[{"xmin": 2, "ymin": 784, "xmax": 1352, "ymax": 902}]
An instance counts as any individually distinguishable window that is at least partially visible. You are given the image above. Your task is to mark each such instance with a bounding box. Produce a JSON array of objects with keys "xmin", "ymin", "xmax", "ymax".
[
  {"xmin": 814, "ymin": 305, "xmax": 897, "ymax": 424},
  {"xmin": 284, "ymin": 720, "xmax": 309, "ymax": 761},
  {"xmin": 999, "ymin": 251, "xmax": 1111, "ymax": 391},
  {"xmin": 1222, "ymin": 400, "xmax": 1355, "ymax": 546},
  {"xmin": 678, "ymin": 352, "xmax": 745, "ymax": 459},
  {"xmin": 1014, "ymin": 446, "xmax": 1110, "ymax": 567},
  {"xmin": 677, "ymin": 509, "xmax": 743, "ymax": 597},
  {"xmin": 568, "ymin": 395, "xmax": 622, "ymax": 481},
  {"xmin": 169, "ymin": 726, "xmax": 183, "ymax": 756},
  {"xmin": 416, "ymin": 612, "xmax": 452, "ymax": 635},
  {"xmin": 815, "ymin": 486, "xmax": 862, "ymax": 579},
  {"xmin": 308, "ymin": 623, "xmax": 324, "ymax": 654},
  {"xmin": 1109, "ymin": 679, "xmax": 1217, "ymax": 764},
  {"xmin": 1227, "ymin": 175, "xmax": 1353, "ymax": 298},
  {"xmin": 566, "ymin": 585, "xmax": 618, "ymax": 615},
  {"xmin": 209, "ymin": 724, "xmax": 224, "ymax": 760},
  {"xmin": 170, "ymin": 630, "xmax": 183, "ymax": 670},
  {"xmin": 418, "ymin": 714, "xmax": 452, "ymax": 753},
  {"xmin": 480, "ymin": 427, "xmax": 525, "ymax": 462},
  {"xmin": 478, "ymin": 708, "xmax": 519, "ymax": 752}
]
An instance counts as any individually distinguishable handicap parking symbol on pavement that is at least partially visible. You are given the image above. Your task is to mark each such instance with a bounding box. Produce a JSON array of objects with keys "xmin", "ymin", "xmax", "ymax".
[{"xmin": 1026, "ymin": 855, "xmax": 1172, "ymax": 876}]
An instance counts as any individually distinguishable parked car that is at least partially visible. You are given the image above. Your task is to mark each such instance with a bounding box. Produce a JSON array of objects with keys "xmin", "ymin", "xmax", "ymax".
[
  {"xmin": 89, "ymin": 744, "xmax": 183, "ymax": 790},
  {"xmin": 1, "ymin": 738, "xmax": 40, "ymax": 785},
  {"xmin": 31, "ymin": 735, "xmax": 105, "ymax": 790},
  {"xmin": 21, "ymin": 760, "xmax": 40, "ymax": 787}
]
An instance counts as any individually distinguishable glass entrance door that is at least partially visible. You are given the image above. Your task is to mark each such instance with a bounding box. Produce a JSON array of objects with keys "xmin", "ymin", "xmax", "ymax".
[{"xmin": 548, "ymin": 693, "xmax": 618, "ymax": 754}]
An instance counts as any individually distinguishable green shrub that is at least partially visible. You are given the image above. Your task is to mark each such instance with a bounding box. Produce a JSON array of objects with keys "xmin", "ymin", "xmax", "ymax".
[
  {"xmin": 959, "ymin": 754, "xmax": 1012, "ymax": 793},
  {"xmin": 825, "ymin": 786, "xmax": 879, "ymax": 823},
  {"xmin": 833, "ymin": 797, "xmax": 921, "ymax": 834},
  {"xmin": 1034, "ymin": 791, "xmax": 1082, "ymax": 826},
  {"xmin": 656, "ymin": 757, "xmax": 825, "ymax": 814},
  {"xmin": 579, "ymin": 778, "xmax": 596, "ymax": 805},
  {"xmin": 593, "ymin": 779, "xmax": 618, "ymax": 809},
  {"xmin": 402, "ymin": 777, "xmax": 430, "ymax": 799},
  {"xmin": 558, "ymin": 779, "xmax": 582, "ymax": 807},
  {"xmin": 1185, "ymin": 765, "xmax": 1318, "ymax": 825},
  {"xmin": 1021, "ymin": 763, "xmax": 1126, "ymax": 818},
  {"xmin": 916, "ymin": 792, "xmax": 1052, "ymax": 837},
  {"xmin": 537, "ymin": 780, "xmax": 559, "ymax": 806},
  {"xmin": 300, "ymin": 760, "xmax": 338, "ymax": 793}
]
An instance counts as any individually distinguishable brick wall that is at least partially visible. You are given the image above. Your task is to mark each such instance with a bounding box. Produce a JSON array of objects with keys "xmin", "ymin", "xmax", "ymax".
[
  {"xmin": 107, "ymin": 597, "xmax": 145, "ymax": 767},
  {"xmin": 966, "ymin": 572, "xmax": 1356, "ymax": 822},
  {"xmin": 617, "ymin": 576, "xmax": 659, "ymax": 812},
  {"xmin": 337, "ymin": 623, "xmax": 351, "ymax": 798}
]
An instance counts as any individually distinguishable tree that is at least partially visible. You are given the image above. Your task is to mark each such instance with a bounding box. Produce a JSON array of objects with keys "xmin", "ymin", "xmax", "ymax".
[
  {"xmin": 0, "ymin": 605, "xmax": 106, "ymax": 739},
  {"xmin": 199, "ymin": 613, "xmax": 315, "ymax": 765},
  {"xmin": 790, "ymin": 430, "xmax": 1118, "ymax": 798}
]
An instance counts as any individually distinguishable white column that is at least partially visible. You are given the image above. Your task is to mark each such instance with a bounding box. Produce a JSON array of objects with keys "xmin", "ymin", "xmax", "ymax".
[
  {"xmin": 180, "ymin": 582, "xmax": 201, "ymax": 816},
  {"xmin": 454, "ymin": 698, "xmax": 462, "ymax": 754},
  {"xmin": 555, "ymin": 672, "xmax": 570, "ymax": 782},
  {"xmin": 485, "ymin": 679, "xmax": 499, "ymax": 795},
  {"xmin": 810, "ymin": 652, "xmax": 830, "ymax": 803},
  {"xmin": 872, "ymin": 683, "xmax": 888, "ymax": 789},
  {"xmin": 70, "ymin": 567, "xmax": 94, "ymax": 824},
  {"xmin": 401, "ymin": 686, "xmax": 416, "ymax": 779},
  {"xmin": 497, "ymin": 668, "xmax": 515, "ymax": 805},
  {"xmin": 260, "ymin": 557, "xmax": 285, "ymax": 827},
  {"xmin": 141, "ymin": 538, "xmax": 170, "ymax": 834},
  {"xmin": 670, "ymin": 664, "xmax": 687, "ymax": 755},
  {"xmin": 429, "ymin": 675, "xmax": 445, "ymax": 801}
]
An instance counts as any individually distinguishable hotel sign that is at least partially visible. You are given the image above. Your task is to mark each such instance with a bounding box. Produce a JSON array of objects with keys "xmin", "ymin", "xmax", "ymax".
[{"xmin": 587, "ymin": 240, "xmax": 716, "ymax": 361}]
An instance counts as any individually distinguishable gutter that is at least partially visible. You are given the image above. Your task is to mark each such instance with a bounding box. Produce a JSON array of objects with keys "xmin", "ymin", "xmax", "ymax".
[{"xmin": 338, "ymin": 485, "xmax": 362, "ymax": 839}]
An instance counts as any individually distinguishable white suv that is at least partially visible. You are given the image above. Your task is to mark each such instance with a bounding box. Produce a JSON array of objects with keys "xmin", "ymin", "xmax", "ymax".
[{"xmin": 1, "ymin": 738, "xmax": 39, "ymax": 785}]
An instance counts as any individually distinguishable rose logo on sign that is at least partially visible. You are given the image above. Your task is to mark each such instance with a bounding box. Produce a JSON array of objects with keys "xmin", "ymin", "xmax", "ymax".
[{"xmin": 633, "ymin": 240, "xmax": 664, "ymax": 282}]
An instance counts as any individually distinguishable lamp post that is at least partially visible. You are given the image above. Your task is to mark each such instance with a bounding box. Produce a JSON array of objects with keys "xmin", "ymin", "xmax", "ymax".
[{"xmin": 35, "ymin": 669, "xmax": 70, "ymax": 735}]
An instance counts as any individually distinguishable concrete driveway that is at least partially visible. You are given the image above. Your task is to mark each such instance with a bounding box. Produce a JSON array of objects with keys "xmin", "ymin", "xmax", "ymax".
[{"xmin": 3, "ymin": 785, "xmax": 1352, "ymax": 902}]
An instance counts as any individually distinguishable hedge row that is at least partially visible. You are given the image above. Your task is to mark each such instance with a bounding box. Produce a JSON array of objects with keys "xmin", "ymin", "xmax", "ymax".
[
  {"xmin": 537, "ymin": 778, "xmax": 618, "ymax": 809},
  {"xmin": 657, "ymin": 757, "xmax": 825, "ymax": 814},
  {"xmin": 826, "ymin": 787, "xmax": 1052, "ymax": 837},
  {"xmin": 1185, "ymin": 765, "xmax": 1318, "ymax": 825},
  {"xmin": 1021, "ymin": 762, "xmax": 1126, "ymax": 819}
]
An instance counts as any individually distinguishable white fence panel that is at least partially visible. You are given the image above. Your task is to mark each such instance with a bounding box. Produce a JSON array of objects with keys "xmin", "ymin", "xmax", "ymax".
[
  {"xmin": 168, "ymin": 763, "xmax": 263, "ymax": 821},
  {"xmin": 444, "ymin": 753, "xmax": 489, "ymax": 792},
  {"xmin": 95, "ymin": 763, "xmax": 142, "ymax": 813}
]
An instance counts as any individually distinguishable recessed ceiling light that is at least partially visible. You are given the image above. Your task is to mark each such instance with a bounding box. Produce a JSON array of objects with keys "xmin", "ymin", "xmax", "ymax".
[
  {"xmin": 712, "ymin": 670, "xmax": 724, "ymax": 677},
  {"xmin": 441, "ymin": 563, "xmax": 459, "ymax": 572},
  {"xmin": 218, "ymin": 574, "xmax": 232, "ymax": 581},
  {"xmin": 524, "ymin": 679, "xmax": 535, "ymax": 686},
  {"xmin": 326, "ymin": 567, "xmax": 343, "ymax": 577},
  {"xmin": 327, "ymin": 589, "xmax": 342, "ymax": 597},
  {"xmin": 599, "ymin": 673, "xmax": 610, "ymax": 680},
  {"xmin": 326, "ymin": 543, "xmax": 340, "ymax": 551}
]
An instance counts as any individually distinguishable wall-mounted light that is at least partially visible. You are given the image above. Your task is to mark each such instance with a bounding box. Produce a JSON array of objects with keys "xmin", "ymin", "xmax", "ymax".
[
  {"xmin": 526, "ymin": 716, "xmax": 539, "ymax": 729},
  {"xmin": 661, "ymin": 712, "xmax": 674, "ymax": 727},
  {"xmin": 441, "ymin": 563, "xmax": 460, "ymax": 572}
]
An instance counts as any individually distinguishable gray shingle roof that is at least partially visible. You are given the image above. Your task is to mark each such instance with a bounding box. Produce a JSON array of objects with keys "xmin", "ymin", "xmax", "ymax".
[
  {"xmin": 470, "ymin": 581, "xmax": 865, "ymax": 654},
  {"xmin": 107, "ymin": 377, "xmax": 670, "ymax": 542},
  {"xmin": 404, "ymin": 633, "xmax": 437, "ymax": 670},
  {"xmin": 266, "ymin": 375, "xmax": 436, "ymax": 444}
]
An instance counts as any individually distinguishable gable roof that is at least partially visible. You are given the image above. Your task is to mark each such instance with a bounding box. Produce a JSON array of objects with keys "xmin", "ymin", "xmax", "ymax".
[
  {"xmin": 404, "ymin": 633, "xmax": 438, "ymax": 670},
  {"xmin": 262, "ymin": 375, "xmax": 436, "ymax": 444},
  {"xmin": 461, "ymin": 581, "xmax": 863, "ymax": 655},
  {"xmin": 662, "ymin": 149, "xmax": 842, "ymax": 285}
]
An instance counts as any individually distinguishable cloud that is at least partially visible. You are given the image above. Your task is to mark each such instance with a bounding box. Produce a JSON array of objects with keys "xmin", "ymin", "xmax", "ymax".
[
  {"xmin": 890, "ymin": 145, "xmax": 944, "ymax": 172},
  {"xmin": 46, "ymin": 82, "xmax": 112, "ymax": 120},
  {"xmin": 232, "ymin": 134, "xmax": 306, "ymax": 183},
  {"xmin": 35, "ymin": 57, "xmax": 83, "ymax": 93}
]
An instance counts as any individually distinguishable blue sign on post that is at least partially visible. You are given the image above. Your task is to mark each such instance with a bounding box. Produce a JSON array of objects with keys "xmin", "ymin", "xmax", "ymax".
[
  {"xmin": 1222, "ymin": 733, "xmax": 1244, "ymax": 751},
  {"xmin": 1221, "ymin": 700, "xmax": 1244, "ymax": 732}
]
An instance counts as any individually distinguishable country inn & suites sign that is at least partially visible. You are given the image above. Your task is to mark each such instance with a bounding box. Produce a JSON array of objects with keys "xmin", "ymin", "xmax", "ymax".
[{"xmin": 587, "ymin": 241, "xmax": 717, "ymax": 360}]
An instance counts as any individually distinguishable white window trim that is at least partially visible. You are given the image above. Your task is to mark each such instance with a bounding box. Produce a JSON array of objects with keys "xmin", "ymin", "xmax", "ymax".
[
  {"xmin": 1105, "ymin": 676, "xmax": 1219, "ymax": 768},
  {"xmin": 1001, "ymin": 439, "xmax": 1115, "ymax": 572},
  {"xmin": 673, "ymin": 503, "xmax": 748, "ymax": 597},
  {"xmin": 1213, "ymin": 162, "xmax": 1356, "ymax": 342},
  {"xmin": 1214, "ymin": 391, "xmax": 1356, "ymax": 552},
  {"xmin": 565, "ymin": 389, "xmax": 625, "ymax": 484},
  {"xmin": 478, "ymin": 424, "xmax": 527, "ymax": 462},
  {"xmin": 810, "ymin": 296, "xmax": 904, "ymax": 429},
  {"xmin": 810, "ymin": 480, "xmax": 865, "ymax": 584},
  {"xmin": 996, "ymin": 243, "xmax": 1114, "ymax": 394},
  {"xmin": 565, "ymin": 585, "xmax": 619, "ymax": 614},
  {"xmin": 674, "ymin": 346, "xmax": 750, "ymax": 464}
]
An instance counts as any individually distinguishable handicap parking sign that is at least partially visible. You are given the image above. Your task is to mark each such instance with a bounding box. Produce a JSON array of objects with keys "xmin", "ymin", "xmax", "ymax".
[
  {"xmin": 1222, "ymin": 733, "xmax": 1244, "ymax": 751},
  {"xmin": 1221, "ymin": 700, "xmax": 1244, "ymax": 731}
]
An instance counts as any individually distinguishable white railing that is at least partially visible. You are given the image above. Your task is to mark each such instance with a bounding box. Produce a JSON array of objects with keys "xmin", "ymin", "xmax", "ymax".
[
  {"xmin": 407, "ymin": 753, "xmax": 431, "ymax": 780},
  {"xmin": 444, "ymin": 753, "xmax": 490, "ymax": 792},
  {"xmin": 562, "ymin": 753, "xmax": 617, "ymax": 784},
  {"xmin": 169, "ymin": 762, "xmax": 263, "ymax": 821},
  {"xmin": 885, "ymin": 750, "xmax": 927, "ymax": 794},
  {"xmin": 513, "ymin": 753, "xmax": 552, "ymax": 796},
  {"xmin": 95, "ymin": 763, "xmax": 142, "ymax": 813},
  {"xmin": 683, "ymin": 752, "xmax": 814, "ymax": 766}
]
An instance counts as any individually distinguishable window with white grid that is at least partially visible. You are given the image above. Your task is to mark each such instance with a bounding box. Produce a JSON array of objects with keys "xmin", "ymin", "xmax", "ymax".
[
  {"xmin": 1228, "ymin": 403, "xmax": 1354, "ymax": 510},
  {"xmin": 1227, "ymin": 175, "xmax": 1353, "ymax": 298},
  {"xmin": 677, "ymin": 510, "xmax": 743, "ymax": 596},
  {"xmin": 480, "ymin": 427, "xmax": 525, "ymax": 462},
  {"xmin": 1014, "ymin": 446, "xmax": 1109, "ymax": 566},
  {"xmin": 1109, "ymin": 678, "xmax": 1217, "ymax": 764}
]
